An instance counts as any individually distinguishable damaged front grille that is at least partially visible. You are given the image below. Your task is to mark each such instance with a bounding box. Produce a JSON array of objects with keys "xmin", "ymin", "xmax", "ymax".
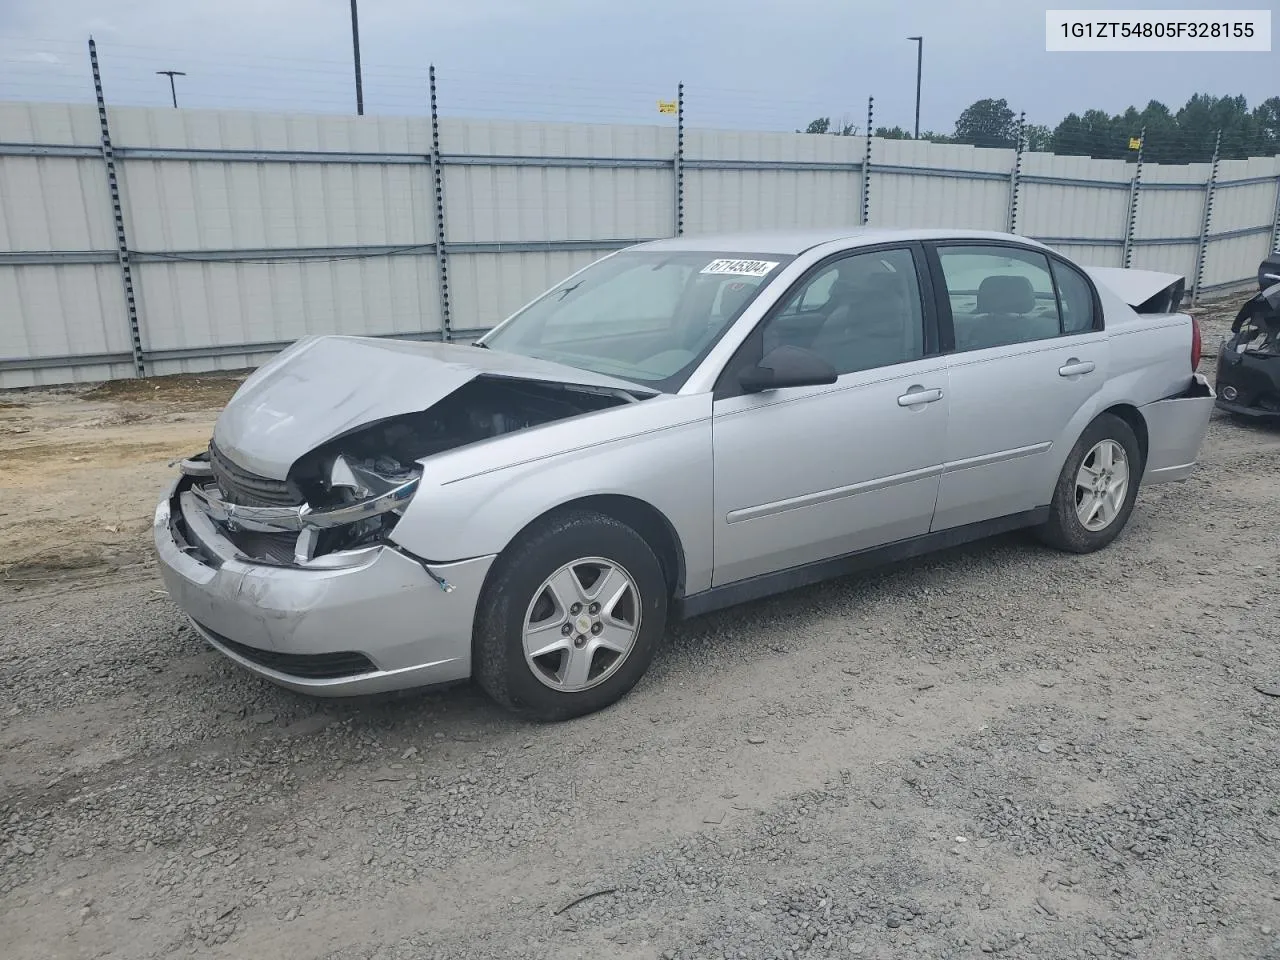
[
  {"xmin": 209, "ymin": 440, "xmax": 301, "ymax": 507},
  {"xmin": 186, "ymin": 375, "xmax": 632, "ymax": 566}
]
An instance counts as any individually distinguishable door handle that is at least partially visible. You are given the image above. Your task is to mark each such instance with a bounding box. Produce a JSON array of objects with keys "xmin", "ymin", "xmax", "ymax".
[
  {"xmin": 897, "ymin": 386, "xmax": 944, "ymax": 407},
  {"xmin": 1058, "ymin": 359, "xmax": 1095, "ymax": 377}
]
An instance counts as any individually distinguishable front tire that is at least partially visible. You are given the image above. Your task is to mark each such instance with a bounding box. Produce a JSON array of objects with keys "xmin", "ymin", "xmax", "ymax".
[
  {"xmin": 1036, "ymin": 413, "xmax": 1142, "ymax": 554},
  {"xmin": 473, "ymin": 509, "xmax": 668, "ymax": 721}
]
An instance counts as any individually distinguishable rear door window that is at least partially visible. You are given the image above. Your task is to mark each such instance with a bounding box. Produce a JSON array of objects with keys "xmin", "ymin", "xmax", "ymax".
[{"xmin": 935, "ymin": 246, "xmax": 1062, "ymax": 352}]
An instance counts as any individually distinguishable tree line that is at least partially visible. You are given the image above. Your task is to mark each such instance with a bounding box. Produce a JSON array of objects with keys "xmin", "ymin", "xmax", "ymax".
[{"xmin": 800, "ymin": 93, "xmax": 1280, "ymax": 163}]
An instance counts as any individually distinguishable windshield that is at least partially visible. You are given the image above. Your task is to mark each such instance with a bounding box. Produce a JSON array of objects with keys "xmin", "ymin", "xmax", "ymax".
[{"xmin": 480, "ymin": 250, "xmax": 792, "ymax": 391}]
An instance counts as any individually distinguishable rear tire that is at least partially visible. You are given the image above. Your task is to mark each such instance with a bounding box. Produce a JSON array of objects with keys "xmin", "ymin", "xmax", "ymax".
[
  {"xmin": 1035, "ymin": 413, "xmax": 1142, "ymax": 554},
  {"xmin": 474, "ymin": 509, "xmax": 668, "ymax": 721}
]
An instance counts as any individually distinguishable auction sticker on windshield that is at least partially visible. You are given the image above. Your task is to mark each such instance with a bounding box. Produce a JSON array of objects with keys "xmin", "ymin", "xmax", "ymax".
[{"xmin": 700, "ymin": 259, "xmax": 780, "ymax": 277}]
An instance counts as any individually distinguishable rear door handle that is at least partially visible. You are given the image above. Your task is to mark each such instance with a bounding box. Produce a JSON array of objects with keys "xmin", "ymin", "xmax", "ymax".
[
  {"xmin": 1059, "ymin": 359, "xmax": 1096, "ymax": 377},
  {"xmin": 897, "ymin": 386, "xmax": 944, "ymax": 407}
]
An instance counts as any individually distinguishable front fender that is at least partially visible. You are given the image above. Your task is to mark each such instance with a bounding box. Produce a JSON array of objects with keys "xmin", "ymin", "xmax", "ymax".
[{"xmin": 388, "ymin": 395, "xmax": 715, "ymax": 595}]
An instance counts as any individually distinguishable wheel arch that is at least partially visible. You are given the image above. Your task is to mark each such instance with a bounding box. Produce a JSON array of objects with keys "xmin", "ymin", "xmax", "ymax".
[
  {"xmin": 1098, "ymin": 402, "xmax": 1149, "ymax": 472},
  {"xmin": 486, "ymin": 494, "xmax": 687, "ymax": 601},
  {"xmin": 1035, "ymin": 400, "xmax": 1150, "ymax": 553},
  {"xmin": 1040, "ymin": 398, "xmax": 1152, "ymax": 511}
]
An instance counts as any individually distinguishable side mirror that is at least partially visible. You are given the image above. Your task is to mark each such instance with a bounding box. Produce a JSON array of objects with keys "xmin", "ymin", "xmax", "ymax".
[{"xmin": 739, "ymin": 345, "xmax": 839, "ymax": 393}]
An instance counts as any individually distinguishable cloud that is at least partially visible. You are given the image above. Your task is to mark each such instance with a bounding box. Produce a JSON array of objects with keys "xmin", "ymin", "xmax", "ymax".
[{"xmin": 0, "ymin": 0, "xmax": 1274, "ymax": 133}]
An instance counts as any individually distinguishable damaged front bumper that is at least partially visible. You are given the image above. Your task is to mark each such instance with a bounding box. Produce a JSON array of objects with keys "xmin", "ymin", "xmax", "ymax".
[
  {"xmin": 1215, "ymin": 344, "xmax": 1280, "ymax": 418},
  {"xmin": 1213, "ymin": 273, "xmax": 1280, "ymax": 419},
  {"xmin": 153, "ymin": 475, "xmax": 494, "ymax": 696}
]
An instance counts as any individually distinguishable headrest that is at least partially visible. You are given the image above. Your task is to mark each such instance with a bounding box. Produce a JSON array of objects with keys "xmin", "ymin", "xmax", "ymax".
[
  {"xmin": 718, "ymin": 281, "xmax": 755, "ymax": 317},
  {"xmin": 977, "ymin": 274, "xmax": 1035, "ymax": 314},
  {"xmin": 863, "ymin": 272, "xmax": 906, "ymax": 300},
  {"xmin": 826, "ymin": 277, "xmax": 860, "ymax": 303}
]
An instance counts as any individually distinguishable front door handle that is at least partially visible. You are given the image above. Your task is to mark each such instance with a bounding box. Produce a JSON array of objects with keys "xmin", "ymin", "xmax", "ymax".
[
  {"xmin": 1059, "ymin": 359, "xmax": 1096, "ymax": 377},
  {"xmin": 897, "ymin": 386, "xmax": 944, "ymax": 407}
]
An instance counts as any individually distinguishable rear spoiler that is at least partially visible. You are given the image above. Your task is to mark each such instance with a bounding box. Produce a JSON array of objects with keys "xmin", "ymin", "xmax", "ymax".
[{"xmin": 1083, "ymin": 267, "xmax": 1186, "ymax": 314}]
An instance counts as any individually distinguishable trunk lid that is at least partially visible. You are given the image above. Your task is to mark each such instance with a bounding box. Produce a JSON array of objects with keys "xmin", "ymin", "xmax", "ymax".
[
  {"xmin": 1083, "ymin": 266, "xmax": 1185, "ymax": 314},
  {"xmin": 212, "ymin": 335, "xmax": 652, "ymax": 479}
]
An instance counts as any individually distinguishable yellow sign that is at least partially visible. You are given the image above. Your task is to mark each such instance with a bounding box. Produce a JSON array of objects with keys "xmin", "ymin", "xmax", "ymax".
[
  {"xmin": 657, "ymin": 100, "xmax": 678, "ymax": 115},
  {"xmin": 1128, "ymin": 136, "xmax": 1143, "ymax": 150}
]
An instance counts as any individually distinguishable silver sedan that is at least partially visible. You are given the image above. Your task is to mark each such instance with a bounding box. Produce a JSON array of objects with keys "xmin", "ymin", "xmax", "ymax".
[{"xmin": 154, "ymin": 228, "xmax": 1215, "ymax": 720}]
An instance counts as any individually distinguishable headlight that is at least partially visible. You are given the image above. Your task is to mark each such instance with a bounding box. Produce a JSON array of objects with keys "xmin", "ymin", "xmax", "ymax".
[{"xmin": 325, "ymin": 455, "xmax": 421, "ymax": 518}]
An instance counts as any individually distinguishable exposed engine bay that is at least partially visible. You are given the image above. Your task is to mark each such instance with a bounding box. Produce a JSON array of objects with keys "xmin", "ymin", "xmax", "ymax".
[
  {"xmin": 181, "ymin": 376, "xmax": 632, "ymax": 565},
  {"xmin": 292, "ymin": 377, "xmax": 627, "ymax": 503},
  {"xmin": 1214, "ymin": 258, "xmax": 1280, "ymax": 419}
]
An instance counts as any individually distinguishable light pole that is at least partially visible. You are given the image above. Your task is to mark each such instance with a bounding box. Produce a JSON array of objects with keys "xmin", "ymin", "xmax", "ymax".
[
  {"xmin": 156, "ymin": 70, "xmax": 185, "ymax": 108},
  {"xmin": 907, "ymin": 36, "xmax": 923, "ymax": 138},
  {"xmin": 350, "ymin": 0, "xmax": 364, "ymax": 115}
]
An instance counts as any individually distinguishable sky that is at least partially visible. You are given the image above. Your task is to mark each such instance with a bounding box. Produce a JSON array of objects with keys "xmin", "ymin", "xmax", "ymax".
[{"xmin": 0, "ymin": 0, "xmax": 1275, "ymax": 133}]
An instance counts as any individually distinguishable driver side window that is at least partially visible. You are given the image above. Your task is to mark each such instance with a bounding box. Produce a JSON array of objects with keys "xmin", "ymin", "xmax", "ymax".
[{"xmin": 761, "ymin": 248, "xmax": 926, "ymax": 376}]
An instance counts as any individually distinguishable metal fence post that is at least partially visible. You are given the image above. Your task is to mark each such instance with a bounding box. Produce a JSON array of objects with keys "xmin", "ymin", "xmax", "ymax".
[
  {"xmin": 1006, "ymin": 110, "xmax": 1026, "ymax": 234},
  {"xmin": 674, "ymin": 82, "xmax": 684, "ymax": 237},
  {"xmin": 89, "ymin": 37, "xmax": 145, "ymax": 378},
  {"xmin": 1270, "ymin": 168, "xmax": 1280, "ymax": 255},
  {"xmin": 859, "ymin": 96, "xmax": 874, "ymax": 225},
  {"xmin": 1191, "ymin": 129, "xmax": 1221, "ymax": 305},
  {"xmin": 1121, "ymin": 126, "xmax": 1146, "ymax": 268},
  {"xmin": 428, "ymin": 65, "xmax": 453, "ymax": 341}
]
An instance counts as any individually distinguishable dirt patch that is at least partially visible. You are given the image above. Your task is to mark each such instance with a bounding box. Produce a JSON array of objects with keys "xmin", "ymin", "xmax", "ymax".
[
  {"xmin": 78, "ymin": 371, "xmax": 251, "ymax": 408},
  {"xmin": 0, "ymin": 374, "xmax": 242, "ymax": 580},
  {"xmin": 2, "ymin": 438, "xmax": 202, "ymax": 469}
]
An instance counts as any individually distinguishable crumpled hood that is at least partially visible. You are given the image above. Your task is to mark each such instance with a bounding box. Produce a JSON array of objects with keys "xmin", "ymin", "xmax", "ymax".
[{"xmin": 212, "ymin": 335, "xmax": 651, "ymax": 479}]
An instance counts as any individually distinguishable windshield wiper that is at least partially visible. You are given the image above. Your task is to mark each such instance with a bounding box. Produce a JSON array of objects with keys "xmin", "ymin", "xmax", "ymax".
[
  {"xmin": 555, "ymin": 282, "xmax": 582, "ymax": 301},
  {"xmin": 471, "ymin": 340, "xmax": 489, "ymax": 348}
]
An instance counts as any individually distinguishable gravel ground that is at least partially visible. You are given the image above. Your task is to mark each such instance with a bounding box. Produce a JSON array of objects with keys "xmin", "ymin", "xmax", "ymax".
[{"xmin": 2, "ymin": 298, "xmax": 1279, "ymax": 960}]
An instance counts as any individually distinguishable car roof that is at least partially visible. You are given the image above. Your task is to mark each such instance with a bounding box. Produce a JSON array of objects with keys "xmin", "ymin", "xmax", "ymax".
[{"xmin": 631, "ymin": 227, "xmax": 1053, "ymax": 256}]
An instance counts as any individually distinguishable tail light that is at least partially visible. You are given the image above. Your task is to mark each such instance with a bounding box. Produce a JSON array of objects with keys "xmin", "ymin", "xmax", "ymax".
[{"xmin": 1190, "ymin": 314, "xmax": 1202, "ymax": 371}]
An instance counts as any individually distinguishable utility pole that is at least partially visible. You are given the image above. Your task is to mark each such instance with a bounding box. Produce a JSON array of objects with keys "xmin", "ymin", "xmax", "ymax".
[
  {"xmin": 155, "ymin": 70, "xmax": 185, "ymax": 108},
  {"xmin": 907, "ymin": 36, "xmax": 923, "ymax": 138},
  {"xmin": 350, "ymin": 0, "xmax": 364, "ymax": 115}
]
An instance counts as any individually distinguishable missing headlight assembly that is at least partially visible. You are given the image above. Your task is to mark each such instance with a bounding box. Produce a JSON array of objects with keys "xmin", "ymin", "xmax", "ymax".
[
  {"xmin": 1215, "ymin": 261, "xmax": 1280, "ymax": 419},
  {"xmin": 177, "ymin": 376, "xmax": 632, "ymax": 566},
  {"xmin": 179, "ymin": 452, "xmax": 418, "ymax": 565}
]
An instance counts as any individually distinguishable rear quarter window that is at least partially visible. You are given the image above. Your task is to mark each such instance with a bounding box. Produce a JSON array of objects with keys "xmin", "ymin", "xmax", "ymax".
[{"xmin": 1052, "ymin": 261, "xmax": 1098, "ymax": 333}]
